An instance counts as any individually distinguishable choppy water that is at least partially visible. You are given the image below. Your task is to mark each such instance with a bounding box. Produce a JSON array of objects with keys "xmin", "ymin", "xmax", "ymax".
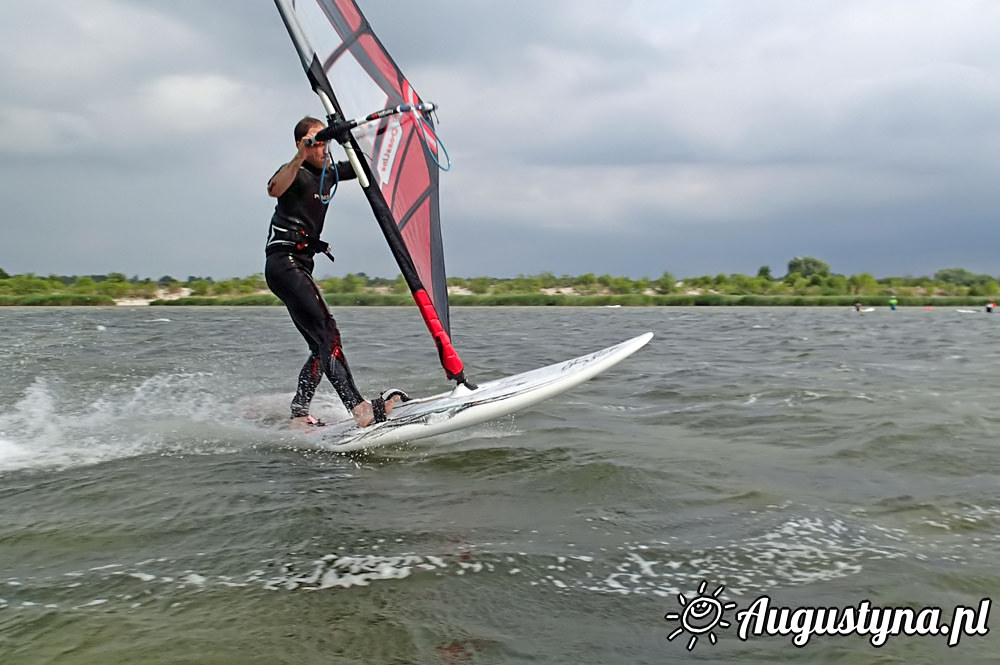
[{"xmin": 1, "ymin": 306, "xmax": 998, "ymax": 664}]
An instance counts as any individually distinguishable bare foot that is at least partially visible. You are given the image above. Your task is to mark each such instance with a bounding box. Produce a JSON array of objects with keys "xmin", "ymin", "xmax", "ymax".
[{"xmin": 352, "ymin": 395, "xmax": 401, "ymax": 427}]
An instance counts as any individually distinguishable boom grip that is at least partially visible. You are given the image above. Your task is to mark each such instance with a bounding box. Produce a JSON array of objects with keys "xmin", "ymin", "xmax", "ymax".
[{"xmin": 312, "ymin": 120, "xmax": 353, "ymax": 144}]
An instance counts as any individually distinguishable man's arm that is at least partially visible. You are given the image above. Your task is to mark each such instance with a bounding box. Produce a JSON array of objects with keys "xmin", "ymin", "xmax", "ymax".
[
  {"xmin": 267, "ymin": 140, "xmax": 308, "ymax": 197},
  {"xmin": 334, "ymin": 160, "xmax": 360, "ymax": 182}
]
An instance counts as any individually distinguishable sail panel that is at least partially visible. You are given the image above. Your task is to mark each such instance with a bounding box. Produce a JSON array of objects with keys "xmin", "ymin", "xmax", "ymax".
[
  {"xmin": 292, "ymin": 0, "xmax": 344, "ymax": 73},
  {"xmin": 358, "ymin": 34, "xmax": 399, "ymax": 88},
  {"xmin": 330, "ymin": 0, "xmax": 362, "ymax": 31},
  {"xmin": 401, "ymin": 200, "xmax": 433, "ymax": 298},
  {"xmin": 387, "ymin": 132, "xmax": 430, "ymax": 224}
]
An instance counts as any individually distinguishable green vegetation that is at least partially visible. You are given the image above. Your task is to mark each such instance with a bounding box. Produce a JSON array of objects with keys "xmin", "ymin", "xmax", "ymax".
[
  {"xmin": 1, "ymin": 257, "xmax": 998, "ymax": 306},
  {"xmin": 0, "ymin": 293, "xmax": 115, "ymax": 306}
]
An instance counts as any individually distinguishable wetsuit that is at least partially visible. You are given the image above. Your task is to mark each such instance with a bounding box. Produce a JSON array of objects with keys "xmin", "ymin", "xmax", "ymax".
[{"xmin": 264, "ymin": 159, "xmax": 363, "ymax": 417}]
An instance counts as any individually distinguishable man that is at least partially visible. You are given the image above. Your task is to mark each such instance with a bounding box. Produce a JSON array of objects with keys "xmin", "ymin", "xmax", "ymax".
[{"xmin": 265, "ymin": 116, "xmax": 402, "ymax": 429}]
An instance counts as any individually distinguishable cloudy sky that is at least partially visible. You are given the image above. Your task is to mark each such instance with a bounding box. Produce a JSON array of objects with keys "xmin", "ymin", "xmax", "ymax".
[{"xmin": 2, "ymin": 0, "xmax": 998, "ymax": 281}]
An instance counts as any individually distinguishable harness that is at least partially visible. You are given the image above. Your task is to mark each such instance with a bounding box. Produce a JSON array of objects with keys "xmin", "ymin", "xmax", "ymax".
[{"xmin": 266, "ymin": 217, "xmax": 333, "ymax": 259}]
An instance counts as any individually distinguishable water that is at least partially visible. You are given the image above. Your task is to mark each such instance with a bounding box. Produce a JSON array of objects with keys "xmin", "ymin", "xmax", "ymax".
[{"xmin": 1, "ymin": 306, "xmax": 997, "ymax": 664}]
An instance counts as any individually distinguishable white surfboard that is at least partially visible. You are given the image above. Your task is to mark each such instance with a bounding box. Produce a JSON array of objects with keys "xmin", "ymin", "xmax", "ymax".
[{"xmin": 301, "ymin": 332, "xmax": 653, "ymax": 452}]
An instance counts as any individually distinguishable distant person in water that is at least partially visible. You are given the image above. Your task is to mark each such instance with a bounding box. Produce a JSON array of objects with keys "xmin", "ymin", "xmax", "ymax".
[
  {"xmin": 264, "ymin": 116, "xmax": 404, "ymax": 429},
  {"xmin": 888, "ymin": 297, "xmax": 898, "ymax": 311},
  {"xmin": 988, "ymin": 301, "xmax": 996, "ymax": 313},
  {"xmin": 854, "ymin": 301, "xmax": 862, "ymax": 312}
]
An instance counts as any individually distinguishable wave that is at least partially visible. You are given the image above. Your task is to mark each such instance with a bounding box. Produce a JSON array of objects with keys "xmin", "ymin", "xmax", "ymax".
[{"xmin": 0, "ymin": 374, "xmax": 305, "ymax": 474}]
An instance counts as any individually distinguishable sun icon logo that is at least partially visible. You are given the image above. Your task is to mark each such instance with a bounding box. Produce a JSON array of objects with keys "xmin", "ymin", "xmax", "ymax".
[{"xmin": 664, "ymin": 580, "xmax": 738, "ymax": 650}]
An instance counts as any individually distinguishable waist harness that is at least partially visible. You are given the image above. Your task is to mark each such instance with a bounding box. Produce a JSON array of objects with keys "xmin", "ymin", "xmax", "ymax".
[{"xmin": 266, "ymin": 216, "xmax": 332, "ymax": 258}]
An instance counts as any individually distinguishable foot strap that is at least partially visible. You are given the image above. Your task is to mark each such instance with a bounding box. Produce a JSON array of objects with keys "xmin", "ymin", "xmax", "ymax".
[
  {"xmin": 291, "ymin": 414, "xmax": 325, "ymax": 427},
  {"xmin": 371, "ymin": 388, "xmax": 411, "ymax": 423}
]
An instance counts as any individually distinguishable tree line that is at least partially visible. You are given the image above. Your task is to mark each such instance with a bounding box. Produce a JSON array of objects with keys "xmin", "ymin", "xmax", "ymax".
[{"xmin": 1, "ymin": 257, "xmax": 998, "ymax": 299}]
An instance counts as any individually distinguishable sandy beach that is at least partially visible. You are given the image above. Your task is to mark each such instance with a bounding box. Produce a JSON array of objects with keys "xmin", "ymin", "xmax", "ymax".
[{"xmin": 113, "ymin": 288, "xmax": 192, "ymax": 306}]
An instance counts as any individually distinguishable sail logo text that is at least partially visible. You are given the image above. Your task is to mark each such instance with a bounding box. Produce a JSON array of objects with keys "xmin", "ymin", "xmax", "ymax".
[
  {"xmin": 377, "ymin": 119, "xmax": 403, "ymax": 186},
  {"xmin": 664, "ymin": 581, "xmax": 991, "ymax": 651}
]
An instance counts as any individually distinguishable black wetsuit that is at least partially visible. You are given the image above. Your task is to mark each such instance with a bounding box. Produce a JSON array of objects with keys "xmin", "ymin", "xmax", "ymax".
[{"xmin": 264, "ymin": 159, "xmax": 363, "ymax": 417}]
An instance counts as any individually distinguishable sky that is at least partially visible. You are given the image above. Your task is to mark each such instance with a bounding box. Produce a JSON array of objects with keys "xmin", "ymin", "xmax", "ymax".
[{"xmin": 1, "ymin": 0, "xmax": 999, "ymax": 281}]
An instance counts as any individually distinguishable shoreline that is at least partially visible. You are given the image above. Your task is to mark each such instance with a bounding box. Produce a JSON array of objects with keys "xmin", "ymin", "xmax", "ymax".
[
  {"xmin": 107, "ymin": 287, "xmax": 994, "ymax": 309},
  {"xmin": 3, "ymin": 289, "xmax": 995, "ymax": 309},
  {"xmin": 117, "ymin": 297, "xmax": 991, "ymax": 309}
]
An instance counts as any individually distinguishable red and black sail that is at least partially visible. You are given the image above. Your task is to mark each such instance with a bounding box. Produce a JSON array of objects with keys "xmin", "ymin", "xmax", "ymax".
[{"xmin": 274, "ymin": 0, "xmax": 469, "ymax": 384}]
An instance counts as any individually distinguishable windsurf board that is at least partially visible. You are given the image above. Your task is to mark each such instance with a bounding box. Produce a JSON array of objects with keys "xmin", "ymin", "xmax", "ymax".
[{"xmin": 301, "ymin": 332, "xmax": 653, "ymax": 452}]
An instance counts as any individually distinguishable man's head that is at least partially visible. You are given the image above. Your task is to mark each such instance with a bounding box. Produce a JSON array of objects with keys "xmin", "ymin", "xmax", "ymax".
[
  {"xmin": 294, "ymin": 116, "xmax": 328, "ymax": 168},
  {"xmin": 294, "ymin": 116, "xmax": 324, "ymax": 143}
]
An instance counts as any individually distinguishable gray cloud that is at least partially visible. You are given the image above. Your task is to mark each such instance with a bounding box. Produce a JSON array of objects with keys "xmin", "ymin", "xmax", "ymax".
[{"xmin": 1, "ymin": 0, "xmax": 998, "ymax": 281}]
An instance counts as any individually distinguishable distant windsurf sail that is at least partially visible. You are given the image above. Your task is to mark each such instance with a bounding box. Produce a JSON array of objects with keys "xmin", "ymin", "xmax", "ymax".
[{"xmin": 274, "ymin": 0, "xmax": 471, "ymax": 387}]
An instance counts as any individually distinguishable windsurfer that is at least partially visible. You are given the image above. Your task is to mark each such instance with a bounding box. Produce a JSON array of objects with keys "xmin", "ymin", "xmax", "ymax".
[{"xmin": 265, "ymin": 116, "xmax": 402, "ymax": 429}]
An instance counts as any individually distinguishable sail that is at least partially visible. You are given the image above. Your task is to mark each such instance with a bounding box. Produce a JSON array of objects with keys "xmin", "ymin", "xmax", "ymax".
[{"xmin": 274, "ymin": 0, "xmax": 470, "ymax": 386}]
